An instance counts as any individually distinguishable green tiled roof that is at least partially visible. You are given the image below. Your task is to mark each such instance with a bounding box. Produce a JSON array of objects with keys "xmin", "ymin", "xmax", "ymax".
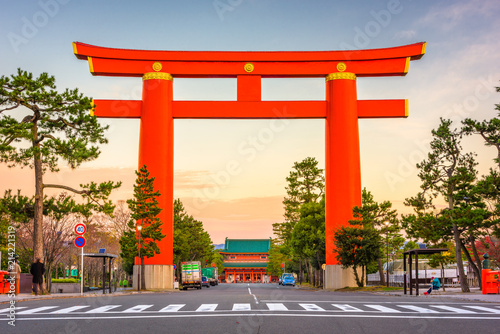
[
  {"xmin": 222, "ymin": 238, "xmax": 271, "ymax": 253},
  {"xmin": 223, "ymin": 262, "xmax": 268, "ymax": 268}
]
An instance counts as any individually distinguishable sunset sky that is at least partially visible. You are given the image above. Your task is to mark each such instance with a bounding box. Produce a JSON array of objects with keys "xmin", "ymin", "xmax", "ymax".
[{"xmin": 1, "ymin": 0, "xmax": 499, "ymax": 243}]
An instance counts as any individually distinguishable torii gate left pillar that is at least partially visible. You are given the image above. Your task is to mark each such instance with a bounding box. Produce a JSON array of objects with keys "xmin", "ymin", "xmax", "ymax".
[{"xmin": 73, "ymin": 41, "xmax": 425, "ymax": 290}]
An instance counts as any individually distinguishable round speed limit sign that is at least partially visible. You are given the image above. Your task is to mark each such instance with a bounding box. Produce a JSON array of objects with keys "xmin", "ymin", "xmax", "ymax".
[{"xmin": 74, "ymin": 223, "xmax": 87, "ymax": 235}]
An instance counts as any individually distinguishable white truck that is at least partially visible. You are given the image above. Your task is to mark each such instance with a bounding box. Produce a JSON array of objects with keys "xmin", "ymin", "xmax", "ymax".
[{"xmin": 181, "ymin": 261, "xmax": 202, "ymax": 290}]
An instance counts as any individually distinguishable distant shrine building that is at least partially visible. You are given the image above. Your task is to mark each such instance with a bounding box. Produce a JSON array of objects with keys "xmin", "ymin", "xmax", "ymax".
[{"xmin": 220, "ymin": 238, "xmax": 277, "ymax": 283}]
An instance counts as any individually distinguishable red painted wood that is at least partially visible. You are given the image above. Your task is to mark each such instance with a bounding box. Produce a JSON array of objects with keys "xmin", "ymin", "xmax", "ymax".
[{"xmin": 74, "ymin": 41, "xmax": 425, "ymax": 62}]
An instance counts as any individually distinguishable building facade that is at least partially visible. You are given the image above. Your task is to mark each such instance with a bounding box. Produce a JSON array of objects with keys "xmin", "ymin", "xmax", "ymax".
[{"xmin": 220, "ymin": 238, "xmax": 276, "ymax": 283}]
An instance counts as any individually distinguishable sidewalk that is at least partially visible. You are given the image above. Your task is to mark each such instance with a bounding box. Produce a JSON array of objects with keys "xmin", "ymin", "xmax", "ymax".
[
  {"xmin": 375, "ymin": 287, "xmax": 500, "ymax": 303},
  {"xmin": 0, "ymin": 287, "xmax": 178, "ymax": 304}
]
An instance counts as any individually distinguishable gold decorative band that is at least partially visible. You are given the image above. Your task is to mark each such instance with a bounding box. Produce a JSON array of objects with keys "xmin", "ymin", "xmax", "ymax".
[
  {"xmin": 325, "ymin": 72, "xmax": 356, "ymax": 82},
  {"xmin": 143, "ymin": 72, "xmax": 173, "ymax": 81}
]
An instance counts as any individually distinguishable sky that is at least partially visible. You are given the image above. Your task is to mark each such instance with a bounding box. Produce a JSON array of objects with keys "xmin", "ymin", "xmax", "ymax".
[{"xmin": 1, "ymin": 0, "xmax": 499, "ymax": 244}]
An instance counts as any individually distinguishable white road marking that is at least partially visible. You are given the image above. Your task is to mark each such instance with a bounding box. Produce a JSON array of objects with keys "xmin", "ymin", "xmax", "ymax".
[
  {"xmin": 267, "ymin": 303, "xmax": 288, "ymax": 311},
  {"xmin": 364, "ymin": 305, "xmax": 401, "ymax": 313},
  {"xmin": 122, "ymin": 305, "xmax": 154, "ymax": 313},
  {"xmin": 0, "ymin": 307, "xmax": 27, "ymax": 313},
  {"xmin": 398, "ymin": 305, "xmax": 439, "ymax": 313},
  {"xmin": 247, "ymin": 287, "xmax": 259, "ymax": 304},
  {"xmin": 50, "ymin": 306, "xmax": 91, "ymax": 314},
  {"xmin": 464, "ymin": 306, "xmax": 500, "ymax": 314},
  {"xmin": 430, "ymin": 305, "xmax": 477, "ymax": 314},
  {"xmin": 331, "ymin": 304, "xmax": 363, "ymax": 312},
  {"xmin": 86, "ymin": 305, "xmax": 121, "ymax": 313},
  {"xmin": 299, "ymin": 304, "xmax": 325, "ymax": 311},
  {"xmin": 232, "ymin": 304, "xmax": 251, "ymax": 311},
  {"xmin": 6, "ymin": 313, "xmax": 500, "ymax": 321},
  {"xmin": 17, "ymin": 306, "xmax": 58, "ymax": 314},
  {"xmin": 196, "ymin": 304, "xmax": 217, "ymax": 312},
  {"xmin": 159, "ymin": 304, "xmax": 185, "ymax": 312}
]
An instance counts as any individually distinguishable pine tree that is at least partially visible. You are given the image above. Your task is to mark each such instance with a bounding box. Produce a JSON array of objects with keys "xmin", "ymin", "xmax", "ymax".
[
  {"xmin": 0, "ymin": 69, "xmax": 111, "ymax": 261},
  {"xmin": 119, "ymin": 165, "xmax": 165, "ymax": 290}
]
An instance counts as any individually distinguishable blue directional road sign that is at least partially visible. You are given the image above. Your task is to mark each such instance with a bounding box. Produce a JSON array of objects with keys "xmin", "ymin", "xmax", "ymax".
[{"xmin": 74, "ymin": 236, "xmax": 86, "ymax": 248}]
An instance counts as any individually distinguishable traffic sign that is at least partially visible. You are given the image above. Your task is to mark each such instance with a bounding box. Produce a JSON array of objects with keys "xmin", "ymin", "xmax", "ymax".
[
  {"xmin": 74, "ymin": 236, "xmax": 86, "ymax": 248},
  {"xmin": 74, "ymin": 223, "xmax": 87, "ymax": 235}
]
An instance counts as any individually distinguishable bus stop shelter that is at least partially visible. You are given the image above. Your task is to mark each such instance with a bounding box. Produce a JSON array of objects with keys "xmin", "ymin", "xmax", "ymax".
[
  {"xmin": 403, "ymin": 248, "xmax": 447, "ymax": 296},
  {"xmin": 83, "ymin": 252, "xmax": 118, "ymax": 294}
]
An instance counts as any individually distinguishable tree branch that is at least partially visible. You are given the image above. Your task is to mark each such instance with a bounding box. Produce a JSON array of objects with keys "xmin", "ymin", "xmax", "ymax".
[{"xmin": 43, "ymin": 184, "xmax": 90, "ymax": 195}]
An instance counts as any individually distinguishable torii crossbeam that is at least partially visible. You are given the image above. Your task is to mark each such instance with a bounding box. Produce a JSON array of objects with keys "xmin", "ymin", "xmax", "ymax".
[{"xmin": 74, "ymin": 41, "xmax": 425, "ymax": 289}]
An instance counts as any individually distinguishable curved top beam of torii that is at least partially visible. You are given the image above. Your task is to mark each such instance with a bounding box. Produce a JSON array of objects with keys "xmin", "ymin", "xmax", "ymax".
[{"xmin": 73, "ymin": 41, "xmax": 426, "ymax": 78}]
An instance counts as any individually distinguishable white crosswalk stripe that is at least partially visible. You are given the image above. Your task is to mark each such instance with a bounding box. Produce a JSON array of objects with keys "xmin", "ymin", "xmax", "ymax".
[
  {"xmin": 464, "ymin": 306, "xmax": 500, "ymax": 314},
  {"xmin": 232, "ymin": 303, "xmax": 251, "ymax": 311},
  {"xmin": 430, "ymin": 305, "xmax": 477, "ymax": 314},
  {"xmin": 299, "ymin": 304, "xmax": 325, "ymax": 311},
  {"xmin": 50, "ymin": 305, "xmax": 91, "ymax": 314},
  {"xmin": 331, "ymin": 304, "xmax": 363, "ymax": 312},
  {"xmin": 159, "ymin": 304, "xmax": 185, "ymax": 312},
  {"xmin": 11, "ymin": 303, "xmax": 500, "ymax": 315},
  {"xmin": 266, "ymin": 303, "xmax": 288, "ymax": 311},
  {"xmin": 398, "ymin": 305, "xmax": 439, "ymax": 313},
  {"xmin": 364, "ymin": 305, "xmax": 401, "ymax": 313},
  {"xmin": 196, "ymin": 304, "xmax": 218, "ymax": 312},
  {"xmin": 17, "ymin": 306, "xmax": 59, "ymax": 314},
  {"xmin": 86, "ymin": 305, "xmax": 121, "ymax": 313},
  {"xmin": 122, "ymin": 305, "xmax": 154, "ymax": 313},
  {"xmin": 0, "ymin": 307, "xmax": 27, "ymax": 313}
]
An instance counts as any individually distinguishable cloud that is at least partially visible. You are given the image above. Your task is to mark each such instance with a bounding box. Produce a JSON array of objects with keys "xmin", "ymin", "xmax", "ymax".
[
  {"xmin": 393, "ymin": 30, "xmax": 416, "ymax": 40},
  {"xmin": 417, "ymin": 0, "xmax": 497, "ymax": 32}
]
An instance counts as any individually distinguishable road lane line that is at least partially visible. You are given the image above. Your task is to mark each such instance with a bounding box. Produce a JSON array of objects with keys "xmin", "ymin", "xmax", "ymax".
[
  {"xmin": 233, "ymin": 304, "xmax": 251, "ymax": 311},
  {"xmin": 50, "ymin": 306, "xmax": 91, "ymax": 314},
  {"xmin": 17, "ymin": 306, "xmax": 59, "ymax": 314},
  {"xmin": 299, "ymin": 304, "xmax": 325, "ymax": 311},
  {"xmin": 7, "ymin": 313, "xmax": 500, "ymax": 321},
  {"xmin": 122, "ymin": 305, "xmax": 154, "ymax": 313},
  {"xmin": 398, "ymin": 305, "xmax": 439, "ymax": 313},
  {"xmin": 159, "ymin": 304, "xmax": 185, "ymax": 312},
  {"xmin": 464, "ymin": 306, "xmax": 500, "ymax": 314},
  {"xmin": 331, "ymin": 304, "xmax": 363, "ymax": 312},
  {"xmin": 267, "ymin": 303, "xmax": 288, "ymax": 311},
  {"xmin": 196, "ymin": 304, "xmax": 218, "ymax": 312},
  {"xmin": 247, "ymin": 287, "xmax": 259, "ymax": 304},
  {"xmin": 86, "ymin": 305, "xmax": 121, "ymax": 313},
  {"xmin": 364, "ymin": 305, "xmax": 401, "ymax": 313}
]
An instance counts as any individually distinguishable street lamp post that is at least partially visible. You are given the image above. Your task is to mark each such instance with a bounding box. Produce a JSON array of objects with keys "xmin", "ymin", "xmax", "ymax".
[
  {"xmin": 137, "ymin": 224, "xmax": 142, "ymax": 292},
  {"xmin": 385, "ymin": 221, "xmax": 389, "ymax": 287}
]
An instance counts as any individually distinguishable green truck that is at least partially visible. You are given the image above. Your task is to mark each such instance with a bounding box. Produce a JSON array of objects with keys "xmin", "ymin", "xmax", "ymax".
[
  {"xmin": 181, "ymin": 261, "xmax": 202, "ymax": 290},
  {"xmin": 201, "ymin": 267, "xmax": 219, "ymax": 286}
]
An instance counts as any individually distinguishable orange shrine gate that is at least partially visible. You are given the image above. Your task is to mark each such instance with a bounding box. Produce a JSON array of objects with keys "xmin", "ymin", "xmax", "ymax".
[{"xmin": 73, "ymin": 41, "xmax": 425, "ymax": 289}]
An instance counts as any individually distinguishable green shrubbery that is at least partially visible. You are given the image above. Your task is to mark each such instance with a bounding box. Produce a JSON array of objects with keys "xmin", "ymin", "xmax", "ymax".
[{"xmin": 52, "ymin": 278, "xmax": 80, "ymax": 284}]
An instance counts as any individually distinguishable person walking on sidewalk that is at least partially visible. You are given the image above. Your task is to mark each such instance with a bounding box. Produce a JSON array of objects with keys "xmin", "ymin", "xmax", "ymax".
[
  {"xmin": 30, "ymin": 258, "xmax": 45, "ymax": 295},
  {"xmin": 424, "ymin": 276, "xmax": 440, "ymax": 295}
]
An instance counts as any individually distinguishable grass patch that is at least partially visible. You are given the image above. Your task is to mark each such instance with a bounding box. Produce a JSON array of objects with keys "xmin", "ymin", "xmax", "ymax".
[{"xmin": 336, "ymin": 286, "xmax": 403, "ymax": 292}]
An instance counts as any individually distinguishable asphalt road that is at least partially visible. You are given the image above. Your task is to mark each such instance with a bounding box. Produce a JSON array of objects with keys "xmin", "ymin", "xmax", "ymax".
[{"xmin": 2, "ymin": 283, "xmax": 500, "ymax": 333}]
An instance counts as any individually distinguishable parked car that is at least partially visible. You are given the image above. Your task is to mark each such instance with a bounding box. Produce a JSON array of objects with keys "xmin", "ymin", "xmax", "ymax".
[
  {"xmin": 281, "ymin": 273, "xmax": 295, "ymax": 286},
  {"xmin": 201, "ymin": 276, "xmax": 210, "ymax": 288}
]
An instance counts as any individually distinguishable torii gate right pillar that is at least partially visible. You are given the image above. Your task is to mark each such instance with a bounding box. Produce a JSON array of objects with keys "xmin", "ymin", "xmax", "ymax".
[{"xmin": 324, "ymin": 71, "xmax": 361, "ymax": 289}]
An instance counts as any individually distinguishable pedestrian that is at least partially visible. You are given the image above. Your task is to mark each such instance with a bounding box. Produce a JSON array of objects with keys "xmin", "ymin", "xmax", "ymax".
[
  {"xmin": 30, "ymin": 258, "xmax": 45, "ymax": 295},
  {"xmin": 424, "ymin": 276, "xmax": 440, "ymax": 295},
  {"xmin": 8, "ymin": 256, "xmax": 21, "ymax": 295}
]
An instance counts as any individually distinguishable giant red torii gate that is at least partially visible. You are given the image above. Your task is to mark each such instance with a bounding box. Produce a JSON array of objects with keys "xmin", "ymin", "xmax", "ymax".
[{"xmin": 74, "ymin": 41, "xmax": 425, "ymax": 289}]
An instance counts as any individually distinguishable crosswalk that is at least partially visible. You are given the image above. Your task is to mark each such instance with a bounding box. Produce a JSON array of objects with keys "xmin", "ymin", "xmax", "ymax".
[{"xmin": 2, "ymin": 303, "xmax": 500, "ymax": 315}]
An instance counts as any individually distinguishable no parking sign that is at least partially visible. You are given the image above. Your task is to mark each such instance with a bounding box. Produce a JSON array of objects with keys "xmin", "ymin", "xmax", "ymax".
[{"xmin": 74, "ymin": 236, "xmax": 86, "ymax": 248}]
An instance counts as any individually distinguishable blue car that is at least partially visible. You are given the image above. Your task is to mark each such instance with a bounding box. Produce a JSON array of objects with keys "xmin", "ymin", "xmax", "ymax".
[{"xmin": 280, "ymin": 273, "xmax": 295, "ymax": 286}]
